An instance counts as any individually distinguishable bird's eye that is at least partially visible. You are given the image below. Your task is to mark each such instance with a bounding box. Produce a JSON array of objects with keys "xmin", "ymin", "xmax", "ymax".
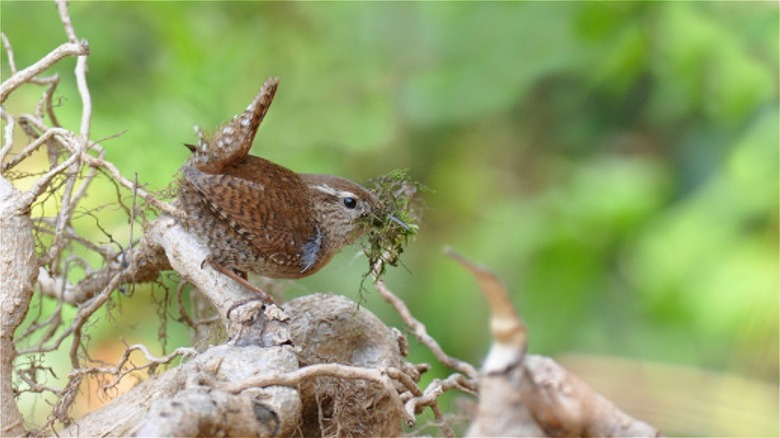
[{"xmin": 343, "ymin": 197, "xmax": 357, "ymax": 209}]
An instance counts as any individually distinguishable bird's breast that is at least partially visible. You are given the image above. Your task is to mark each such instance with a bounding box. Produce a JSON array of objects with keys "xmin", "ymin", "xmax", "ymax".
[{"xmin": 299, "ymin": 225, "xmax": 323, "ymax": 273}]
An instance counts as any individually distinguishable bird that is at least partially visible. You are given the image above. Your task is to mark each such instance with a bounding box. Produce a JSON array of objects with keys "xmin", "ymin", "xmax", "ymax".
[{"xmin": 177, "ymin": 78, "xmax": 393, "ymax": 301}]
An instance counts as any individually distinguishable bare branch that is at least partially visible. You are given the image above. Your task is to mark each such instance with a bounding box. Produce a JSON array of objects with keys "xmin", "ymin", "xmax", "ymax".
[
  {"xmin": 73, "ymin": 345, "xmax": 198, "ymax": 391},
  {"xmin": 0, "ymin": 41, "xmax": 88, "ymax": 104},
  {"xmin": 1, "ymin": 32, "xmax": 17, "ymax": 74},
  {"xmin": 55, "ymin": 0, "xmax": 79, "ymax": 43},
  {"xmin": 449, "ymin": 249, "xmax": 662, "ymax": 437},
  {"xmin": 148, "ymin": 216, "xmax": 257, "ymax": 321},
  {"xmin": 8, "ymin": 113, "xmax": 177, "ymax": 216},
  {"xmin": 446, "ymin": 246, "xmax": 528, "ymax": 373},
  {"xmin": 522, "ymin": 355, "xmax": 662, "ymax": 438},
  {"xmin": 58, "ymin": 333, "xmax": 301, "ymax": 437},
  {"xmin": 51, "ymin": 0, "xmax": 90, "ymax": 139},
  {"xmin": 0, "ymin": 180, "xmax": 38, "ymax": 436},
  {"xmin": 0, "ymin": 107, "xmax": 15, "ymax": 163},
  {"xmin": 1, "ymin": 127, "xmax": 70, "ymax": 172},
  {"xmin": 40, "ymin": 75, "xmax": 62, "ymax": 129},
  {"xmin": 404, "ymin": 373, "xmax": 476, "ymax": 438},
  {"xmin": 226, "ymin": 363, "xmax": 417, "ymax": 427},
  {"xmin": 373, "ymin": 269, "xmax": 478, "ymax": 380},
  {"xmin": 81, "ymin": 146, "xmax": 179, "ymax": 217},
  {"xmin": 14, "ymin": 134, "xmax": 81, "ymax": 213}
]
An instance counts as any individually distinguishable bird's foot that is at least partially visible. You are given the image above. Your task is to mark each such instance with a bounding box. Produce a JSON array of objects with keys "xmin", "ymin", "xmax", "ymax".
[{"xmin": 209, "ymin": 261, "xmax": 273, "ymax": 303}]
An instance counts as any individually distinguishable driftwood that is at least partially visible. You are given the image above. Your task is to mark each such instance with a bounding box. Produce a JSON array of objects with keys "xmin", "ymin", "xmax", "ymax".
[{"xmin": 447, "ymin": 250, "xmax": 660, "ymax": 437}]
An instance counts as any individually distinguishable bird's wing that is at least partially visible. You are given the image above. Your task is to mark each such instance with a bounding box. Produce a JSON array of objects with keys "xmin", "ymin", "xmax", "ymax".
[{"xmin": 181, "ymin": 157, "xmax": 320, "ymax": 270}]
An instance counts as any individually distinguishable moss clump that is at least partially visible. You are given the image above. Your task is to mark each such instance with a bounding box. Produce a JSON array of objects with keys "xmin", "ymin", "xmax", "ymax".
[{"xmin": 361, "ymin": 169, "xmax": 428, "ymax": 279}]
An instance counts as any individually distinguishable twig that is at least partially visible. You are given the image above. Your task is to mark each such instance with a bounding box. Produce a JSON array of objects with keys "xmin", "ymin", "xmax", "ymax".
[
  {"xmin": 176, "ymin": 280, "xmax": 196, "ymax": 330},
  {"xmin": 69, "ymin": 147, "xmax": 102, "ymax": 215},
  {"xmin": 34, "ymin": 217, "xmax": 117, "ymax": 258},
  {"xmin": 369, "ymin": 257, "xmax": 478, "ymax": 437},
  {"xmin": 88, "ymin": 154, "xmax": 178, "ymax": 216},
  {"xmin": 55, "ymin": 0, "xmax": 79, "ymax": 43},
  {"xmin": 15, "ymin": 146, "xmax": 81, "ymax": 212},
  {"xmin": 1, "ymin": 127, "xmax": 70, "ymax": 172},
  {"xmin": 36, "ymin": 75, "xmax": 61, "ymax": 128},
  {"xmin": 445, "ymin": 247, "xmax": 527, "ymax": 373},
  {"xmin": 0, "ymin": 107, "xmax": 15, "ymax": 163},
  {"xmin": 74, "ymin": 48, "xmax": 91, "ymax": 139},
  {"xmin": 17, "ymin": 367, "xmax": 64, "ymax": 394},
  {"xmin": 19, "ymin": 293, "xmax": 65, "ymax": 346},
  {"xmin": 0, "ymin": 41, "xmax": 88, "ymax": 104},
  {"xmin": 224, "ymin": 363, "xmax": 418, "ymax": 427},
  {"xmin": 405, "ymin": 373, "xmax": 476, "ymax": 438},
  {"xmin": 372, "ymin": 259, "xmax": 478, "ymax": 380},
  {"xmin": 47, "ymin": 153, "xmax": 81, "ymax": 268},
  {"xmin": 72, "ymin": 345, "xmax": 198, "ymax": 391},
  {"xmin": 1, "ymin": 32, "xmax": 17, "ymax": 74},
  {"xmin": 10, "ymin": 116, "xmax": 177, "ymax": 216},
  {"xmin": 16, "ymin": 264, "xmax": 127, "ymax": 358}
]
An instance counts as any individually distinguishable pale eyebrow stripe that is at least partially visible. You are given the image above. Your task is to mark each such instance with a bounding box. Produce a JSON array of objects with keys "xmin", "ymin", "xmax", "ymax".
[{"xmin": 311, "ymin": 184, "xmax": 356, "ymax": 199}]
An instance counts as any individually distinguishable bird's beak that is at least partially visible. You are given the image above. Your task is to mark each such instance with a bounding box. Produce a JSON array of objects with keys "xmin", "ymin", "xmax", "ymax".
[
  {"xmin": 388, "ymin": 214, "xmax": 410, "ymax": 230},
  {"xmin": 368, "ymin": 212, "xmax": 410, "ymax": 230}
]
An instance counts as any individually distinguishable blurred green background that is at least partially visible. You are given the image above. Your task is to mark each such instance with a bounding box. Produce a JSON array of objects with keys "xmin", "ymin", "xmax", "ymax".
[{"xmin": 2, "ymin": 2, "xmax": 778, "ymax": 436}]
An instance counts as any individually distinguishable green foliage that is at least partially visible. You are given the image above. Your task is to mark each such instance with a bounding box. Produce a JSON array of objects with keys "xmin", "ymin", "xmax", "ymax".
[
  {"xmin": 361, "ymin": 168, "xmax": 425, "ymax": 280},
  {"xmin": 3, "ymin": 2, "xmax": 777, "ymax": 435}
]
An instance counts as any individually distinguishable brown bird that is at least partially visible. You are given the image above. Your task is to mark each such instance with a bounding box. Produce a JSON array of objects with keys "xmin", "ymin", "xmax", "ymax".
[{"xmin": 178, "ymin": 78, "xmax": 394, "ymax": 300}]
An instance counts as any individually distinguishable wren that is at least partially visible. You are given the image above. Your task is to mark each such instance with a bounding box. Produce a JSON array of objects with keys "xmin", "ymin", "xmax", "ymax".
[{"xmin": 178, "ymin": 78, "xmax": 389, "ymax": 300}]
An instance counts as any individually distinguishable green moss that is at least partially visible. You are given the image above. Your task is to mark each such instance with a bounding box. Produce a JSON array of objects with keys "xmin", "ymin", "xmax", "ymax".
[{"xmin": 360, "ymin": 169, "xmax": 428, "ymax": 279}]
